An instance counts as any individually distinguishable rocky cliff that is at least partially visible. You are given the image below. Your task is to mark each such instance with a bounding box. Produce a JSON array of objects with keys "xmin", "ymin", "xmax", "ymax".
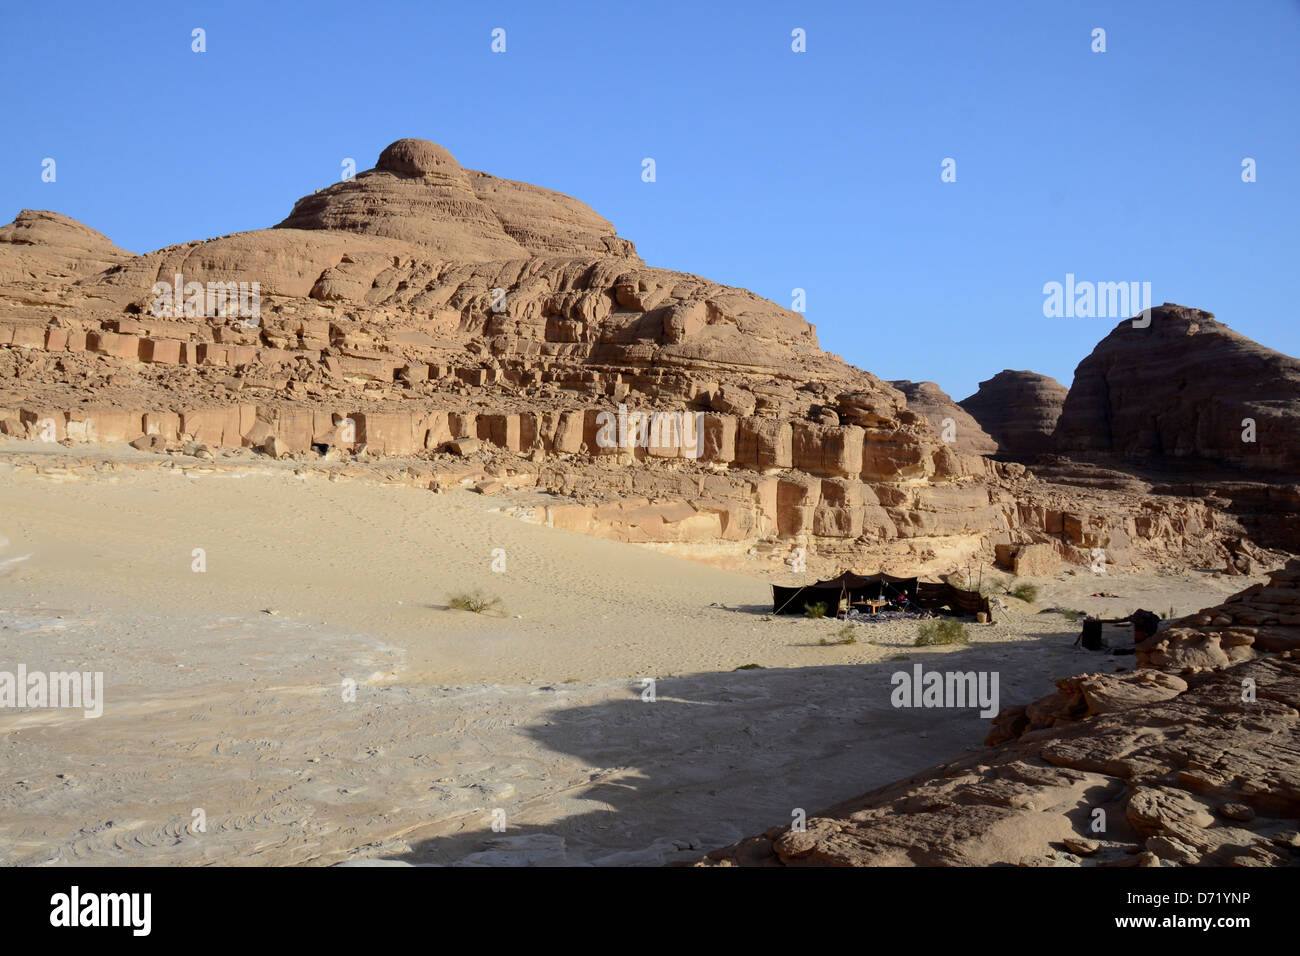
[
  {"xmin": 958, "ymin": 369, "xmax": 1067, "ymax": 460},
  {"xmin": 888, "ymin": 380, "xmax": 997, "ymax": 456},
  {"xmin": 1052, "ymin": 303, "xmax": 1300, "ymax": 475}
]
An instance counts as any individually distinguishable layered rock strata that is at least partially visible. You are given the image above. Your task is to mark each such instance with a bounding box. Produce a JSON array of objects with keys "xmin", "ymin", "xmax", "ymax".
[
  {"xmin": 1052, "ymin": 303, "xmax": 1300, "ymax": 474},
  {"xmin": 957, "ymin": 369, "xmax": 1066, "ymax": 459},
  {"xmin": 888, "ymin": 380, "xmax": 997, "ymax": 456}
]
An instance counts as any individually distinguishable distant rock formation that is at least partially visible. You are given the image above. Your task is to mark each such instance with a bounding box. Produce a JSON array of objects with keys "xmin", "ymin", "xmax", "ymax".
[
  {"xmin": 697, "ymin": 562, "xmax": 1300, "ymax": 867},
  {"xmin": 958, "ymin": 369, "xmax": 1066, "ymax": 459},
  {"xmin": 1052, "ymin": 303, "xmax": 1300, "ymax": 474},
  {"xmin": 888, "ymin": 380, "xmax": 996, "ymax": 456},
  {"xmin": 0, "ymin": 210, "xmax": 133, "ymax": 283}
]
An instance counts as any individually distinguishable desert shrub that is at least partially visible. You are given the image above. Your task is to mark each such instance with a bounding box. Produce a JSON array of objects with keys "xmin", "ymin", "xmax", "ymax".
[
  {"xmin": 819, "ymin": 625, "xmax": 857, "ymax": 646},
  {"xmin": 915, "ymin": 618, "xmax": 969, "ymax": 647},
  {"xmin": 449, "ymin": 590, "xmax": 501, "ymax": 614},
  {"xmin": 1060, "ymin": 608, "xmax": 1081, "ymax": 622},
  {"xmin": 804, "ymin": 601, "xmax": 828, "ymax": 619},
  {"xmin": 1010, "ymin": 583, "xmax": 1039, "ymax": 603}
]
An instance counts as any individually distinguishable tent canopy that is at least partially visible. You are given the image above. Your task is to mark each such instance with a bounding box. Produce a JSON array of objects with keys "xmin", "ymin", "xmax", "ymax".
[
  {"xmin": 771, "ymin": 572, "xmax": 918, "ymax": 615},
  {"xmin": 771, "ymin": 570, "xmax": 991, "ymax": 618}
]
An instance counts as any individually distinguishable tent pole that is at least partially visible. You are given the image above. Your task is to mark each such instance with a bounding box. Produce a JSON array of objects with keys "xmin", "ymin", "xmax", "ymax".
[{"xmin": 773, "ymin": 585, "xmax": 810, "ymax": 616}]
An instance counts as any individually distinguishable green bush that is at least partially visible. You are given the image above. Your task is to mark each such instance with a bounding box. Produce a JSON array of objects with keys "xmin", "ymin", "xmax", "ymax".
[
  {"xmin": 1010, "ymin": 583, "xmax": 1039, "ymax": 603},
  {"xmin": 804, "ymin": 601, "xmax": 828, "ymax": 619},
  {"xmin": 819, "ymin": 625, "xmax": 857, "ymax": 646},
  {"xmin": 449, "ymin": 590, "xmax": 502, "ymax": 614},
  {"xmin": 915, "ymin": 618, "xmax": 969, "ymax": 647}
]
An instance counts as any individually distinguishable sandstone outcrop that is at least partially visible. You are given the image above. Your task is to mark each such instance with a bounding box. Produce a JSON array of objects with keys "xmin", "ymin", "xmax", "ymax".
[
  {"xmin": 0, "ymin": 140, "xmax": 969, "ymax": 573},
  {"xmin": 888, "ymin": 380, "xmax": 996, "ymax": 456},
  {"xmin": 1052, "ymin": 303, "xmax": 1300, "ymax": 474},
  {"xmin": 275, "ymin": 138, "xmax": 637, "ymax": 262},
  {"xmin": 1140, "ymin": 560, "xmax": 1300, "ymax": 671},
  {"xmin": 957, "ymin": 369, "xmax": 1066, "ymax": 459},
  {"xmin": 0, "ymin": 209, "xmax": 133, "ymax": 284}
]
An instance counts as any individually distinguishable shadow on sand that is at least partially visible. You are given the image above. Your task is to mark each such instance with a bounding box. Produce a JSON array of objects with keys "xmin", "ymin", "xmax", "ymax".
[{"xmin": 391, "ymin": 629, "xmax": 1092, "ymax": 866}]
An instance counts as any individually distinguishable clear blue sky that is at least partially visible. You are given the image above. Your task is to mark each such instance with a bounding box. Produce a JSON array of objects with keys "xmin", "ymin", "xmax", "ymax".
[{"xmin": 3, "ymin": 0, "xmax": 1296, "ymax": 400}]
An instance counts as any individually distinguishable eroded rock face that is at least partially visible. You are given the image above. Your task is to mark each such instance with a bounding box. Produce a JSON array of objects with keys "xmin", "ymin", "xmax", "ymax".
[
  {"xmin": 1052, "ymin": 303, "xmax": 1300, "ymax": 474},
  {"xmin": 0, "ymin": 139, "xmax": 975, "ymax": 569},
  {"xmin": 1144, "ymin": 560, "xmax": 1300, "ymax": 671},
  {"xmin": 376, "ymin": 138, "xmax": 460, "ymax": 176},
  {"xmin": 276, "ymin": 138, "xmax": 638, "ymax": 262},
  {"xmin": 0, "ymin": 209, "xmax": 134, "ymax": 284},
  {"xmin": 889, "ymin": 380, "xmax": 997, "ymax": 456},
  {"xmin": 697, "ymin": 565, "xmax": 1300, "ymax": 867},
  {"xmin": 957, "ymin": 369, "xmax": 1066, "ymax": 460},
  {"xmin": 467, "ymin": 171, "xmax": 639, "ymax": 260}
]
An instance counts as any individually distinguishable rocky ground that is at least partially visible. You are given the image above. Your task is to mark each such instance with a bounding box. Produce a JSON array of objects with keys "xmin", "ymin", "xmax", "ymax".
[{"xmin": 696, "ymin": 562, "xmax": 1300, "ymax": 867}]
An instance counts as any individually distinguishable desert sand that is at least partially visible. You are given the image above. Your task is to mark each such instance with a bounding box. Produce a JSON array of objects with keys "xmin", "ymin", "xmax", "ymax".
[{"xmin": 0, "ymin": 443, "xmax": 1262, "ymax": 866}]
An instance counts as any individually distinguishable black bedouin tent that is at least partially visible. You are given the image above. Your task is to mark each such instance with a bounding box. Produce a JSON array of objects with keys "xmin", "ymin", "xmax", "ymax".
[
  {"xmin": 771, "ymin": 572, "xmax": 917, "ymax": 615},
  {"xmin": 771, "ymin": 571, "xmax": 992, "ymax": 619}
]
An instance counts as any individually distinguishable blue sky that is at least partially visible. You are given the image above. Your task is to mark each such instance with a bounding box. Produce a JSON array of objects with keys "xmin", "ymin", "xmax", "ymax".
[{"xmin": 2, "ymin": 0, "xmax": 1296, "ymax": 400}]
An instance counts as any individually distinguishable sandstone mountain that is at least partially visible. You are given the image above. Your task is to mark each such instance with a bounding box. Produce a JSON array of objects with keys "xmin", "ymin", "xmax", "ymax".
[
  {"xmin": 0, "ymin": 142, "xmax": 1294, "ymax": 577},
  {"xmin": 0, "ymin": 140, "xmax": 982, "ymax": 574},
  {"xmin": 1052, "ymin": 303, "xmax": 1300, "ymax": 475},
  {"xmin": 276, "ymin": 138, "xmax": 639, "ymax": 262},
  {"xmin": 958, "ymin": 369, "xmax": 1067, "ymax": 460}
]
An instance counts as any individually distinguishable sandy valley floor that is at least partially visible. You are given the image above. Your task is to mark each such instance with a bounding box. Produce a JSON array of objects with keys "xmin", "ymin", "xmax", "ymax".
[{"xmin": 0, "ymin": 446, "xmax": 1264, "ymax": 865}]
